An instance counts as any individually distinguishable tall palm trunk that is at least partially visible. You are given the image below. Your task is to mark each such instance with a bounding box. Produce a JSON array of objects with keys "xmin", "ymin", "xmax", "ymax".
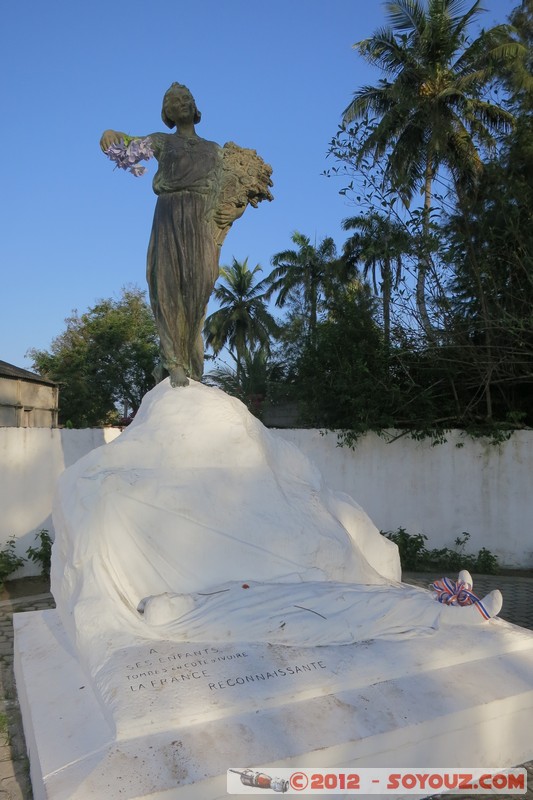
[
  {"xmin": 454, "ymin": 188, "xmax": 495, "ymax": 422},
  {"xmin": 235, "ymin": 327, "xmax": 246, "ymax": 385},
  {"xmin": 417, "ymin": 155, "xmax": 435, "ymax": 337},
  {"xmin": 382, "ymin": 257, "xmax": 392, "ymax": 348},
  {"xmin": 309, "ymin": 269, "xmax": 318, "ymax": 346}
]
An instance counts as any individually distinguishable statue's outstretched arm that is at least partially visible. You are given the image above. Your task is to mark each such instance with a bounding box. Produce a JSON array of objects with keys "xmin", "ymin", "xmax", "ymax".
[
  {"xmin": 100, "ymin": 130, "xmax": 161, "ymax": 156},
  {"xmin": 100, "ymin": 129, "xmax": 131, "ymax": 152}
]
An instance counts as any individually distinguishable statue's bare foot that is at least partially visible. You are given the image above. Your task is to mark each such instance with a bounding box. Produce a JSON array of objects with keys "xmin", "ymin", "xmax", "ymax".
[
  {"xmin": 441, "ymin": 588, "xmax": 503, "ymax": 626},
  {"xmin": 169, "ymin": 366, "xmax": 189, "ymax": 387},
  {"xmin": 457, "ymin": 569, "xmax": 473, "ymax": 589}
]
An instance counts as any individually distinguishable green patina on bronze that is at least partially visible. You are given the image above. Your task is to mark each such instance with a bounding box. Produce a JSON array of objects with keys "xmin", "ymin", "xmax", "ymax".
[{"xmin": 100, "ymin": 83, "xmax": 273, "ymax": 386}]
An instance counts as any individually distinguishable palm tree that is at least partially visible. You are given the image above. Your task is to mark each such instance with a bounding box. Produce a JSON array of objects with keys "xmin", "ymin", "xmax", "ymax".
[
  {"xmin": 504, "ymin": 1, "xmax": 533, "ymax": 110},
  {"xmin": 268, "ymin": 232, "xmax": 339, "ymax": 343},
  {"xmin": 343, "ymin": 0, "xmax": 521, "ymax": 333},
  {"xmin": 204, "ymin": 348, "xmax": 286, "ymax": 417},
  {"xmin": 203, "ymin": 258, "xmax": 279, "ymax": 381},
  {"xmin": 342, "ymin": 212, "xmax": 413, "ymax": 346}
]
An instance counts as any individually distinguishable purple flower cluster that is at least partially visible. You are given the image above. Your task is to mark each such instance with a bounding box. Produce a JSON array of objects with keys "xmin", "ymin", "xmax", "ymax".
[{"xmin": 105, "ymin": 137, "xmax": 154, "ymax": 177}]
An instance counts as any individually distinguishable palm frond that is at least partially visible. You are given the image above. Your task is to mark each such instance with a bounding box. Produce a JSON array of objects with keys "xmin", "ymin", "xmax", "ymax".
[{"xmin": 385, "ymin": 0, "xmax": 427, "ymax": 34}]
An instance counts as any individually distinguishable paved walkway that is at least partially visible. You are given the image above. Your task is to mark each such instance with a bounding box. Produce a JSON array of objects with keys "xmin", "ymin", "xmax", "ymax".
[
  {"xmin": 0, "ymin": 577, "xmax": 532, "ymax": 799},
  {"xmin": 0, "ymin": 592, "xmax": 53, "ymax": 799}
]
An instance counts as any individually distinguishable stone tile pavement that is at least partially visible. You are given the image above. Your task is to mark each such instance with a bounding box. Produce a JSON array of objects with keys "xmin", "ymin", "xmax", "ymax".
[
  {"xmin": 0, "ymin": 592, "xmax": 52, "ymax": 800},
  {"xmin": 0, "ymin": 578, "xmax": 531, "ymax": 799}
]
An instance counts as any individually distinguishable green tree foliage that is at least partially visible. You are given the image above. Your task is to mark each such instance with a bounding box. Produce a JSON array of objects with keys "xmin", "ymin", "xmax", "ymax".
[
  {"xmin": 205, "ymin": 348, "xmax": 287, "ymax": 418},
  {"xmin": 28, "ymin": 287, "xmax": 159, "ymax": 427},
  {"xmin": 342, "ymin": 212, "xmax": 413, "ymax": 345},
  {"xmin": 340, "ymin": 0, "xmax": 522, "ymax": 333},
  {"xmin": 287, "ymin": 282, "xmax": 397, "ymax": 437},
  {"xmin": 203, "ymin": 258, "xmax": 279, "ymax": 382},
  {"xmin": 268, "ymin": 233, "xmax": 340, "ymax": 343},
  {"xmin": 280, "ymin": 276, "xmax": 463, "ymax": 441},
  {"xmin": 502, "ymin": 0, "xmax": 533, "ymax": 109},
  {"xmin": 281, "ymin": 0, "xmax": 530, "ymax": 441},
  {"xmin": 443, "ymin": 113, "xmax": 533, "ymax": 425}
]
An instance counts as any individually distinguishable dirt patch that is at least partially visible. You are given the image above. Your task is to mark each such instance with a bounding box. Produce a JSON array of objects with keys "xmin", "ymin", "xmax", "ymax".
[{"xmin": 1, "ymin": 576, "xmax": 51, "ymax": 601}]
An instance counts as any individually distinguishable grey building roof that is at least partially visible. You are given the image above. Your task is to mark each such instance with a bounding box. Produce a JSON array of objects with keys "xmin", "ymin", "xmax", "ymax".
[{"xmin": 0, "ymin": 360, "xmax": 57, "ymax": 386}]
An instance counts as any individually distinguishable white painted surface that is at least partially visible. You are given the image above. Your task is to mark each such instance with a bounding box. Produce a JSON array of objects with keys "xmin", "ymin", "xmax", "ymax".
[
  {"xmin": 277, "ymin": 428, "xmax": 533, "ymax": 568},
  {"xmin": 0, "ymin": 427, "xmax": 120, "ymax": 575},
  {"xmin": 14, "ymin": 608, "xmax": 533, "ymax": 800},
  {"xmin": 50, "ymin": 380, "xmax": 402, "ymax": 687},
  {"xmin": 14, "ymin": 384, "xmax": 533, "ymax": 799},
  {"xmin": 1, "ymin": 420, "xmax": 531, "ymax": 572},
  {"xmin": 49, "ymin": 382, "xmax": 504, "ymax": 732}
]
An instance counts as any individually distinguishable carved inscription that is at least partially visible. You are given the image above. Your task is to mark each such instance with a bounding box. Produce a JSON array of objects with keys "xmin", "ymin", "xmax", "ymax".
[
  {"xmin": 126, "ymin": 646, "xmax": 221, "ymax": 692},
  {"xmin": 208, "ymin": 660, "xmax": 327, "ymax": 691},
  {"xmin": 121, "ymin": 645, "xmax": 328, "ymax": 695}
]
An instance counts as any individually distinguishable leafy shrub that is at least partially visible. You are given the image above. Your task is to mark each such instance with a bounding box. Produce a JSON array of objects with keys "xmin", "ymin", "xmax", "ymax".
[
  {"xmin": 26, "ymin": 529, "xmax": 53, "ymax": 578},
  {"xmin": 473, "ymin": 546, "xmax": 500, "ymax": 575},
  {"xmin": 382, "ymin": 528, "xmax": 500, "ymax": 574},
  {"xmin": 0, "ymin": 538, "xmax": 26, "ymax": 588},
  {"xmin": 382, "ymin": 527, "xmax": 429, "ymax": 570}
]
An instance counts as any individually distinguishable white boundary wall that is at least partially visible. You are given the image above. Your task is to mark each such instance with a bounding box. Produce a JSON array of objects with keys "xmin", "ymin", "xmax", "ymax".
[
  {"xmin": 0, "ymin": 426, "xmax": 531, "ymax": 574},
  {"xmin": 277, "ymin": 429, "xmax": 533, "ymax": 569},
  {"xmin": 0, "ymin": 428, "xmax": 120, "ymax": 577}
]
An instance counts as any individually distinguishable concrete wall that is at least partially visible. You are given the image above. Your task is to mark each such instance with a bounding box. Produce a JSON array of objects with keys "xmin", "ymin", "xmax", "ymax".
[
  {"xmin": 277, "ymin": 429, "xmax": 533, "ymax": 569},
  {"xmin": 0, "ymin": 427, "xmax": 120, "ymax": 576},
  {"xmin": 0, "ymin": 377, "xmax": 58, "ymax": 427},
  {"xmin": 0, "ymin": 426, "xmax": 531, "ymax": 576}
]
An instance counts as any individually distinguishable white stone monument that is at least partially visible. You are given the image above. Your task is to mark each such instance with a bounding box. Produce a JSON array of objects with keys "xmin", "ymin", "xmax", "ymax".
[{"xmin": 14, "ymin": 381, "xmax": 533, "ymax": 799}]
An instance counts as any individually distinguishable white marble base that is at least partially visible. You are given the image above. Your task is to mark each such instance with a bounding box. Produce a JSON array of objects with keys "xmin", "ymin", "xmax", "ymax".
[{"xmin": 14, "ymin": 608, "xmax": 533, "ymax": 800}]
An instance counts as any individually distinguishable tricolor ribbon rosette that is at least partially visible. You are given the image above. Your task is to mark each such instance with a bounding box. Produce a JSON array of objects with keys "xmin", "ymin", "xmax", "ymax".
[{"xmin": 430, "ymin": 576, "xmax": 492, "ymax": 620}]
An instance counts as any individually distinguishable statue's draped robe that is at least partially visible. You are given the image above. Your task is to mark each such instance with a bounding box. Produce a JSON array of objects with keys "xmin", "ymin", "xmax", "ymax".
[
  {"xmin": 146, "ymin": 134, "xmax": 273, "ymax": 379},
  {"xmin": 147, "ymin": 133, "xmax": 222, "ymax": 379}
]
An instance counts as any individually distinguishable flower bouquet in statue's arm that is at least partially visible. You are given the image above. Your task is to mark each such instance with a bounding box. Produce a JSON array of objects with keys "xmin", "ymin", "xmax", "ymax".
[
  {"xmin": 213, "ymin": 142, "xmax": 274, "ymax": 246},
  {"xmin": 100, "ymin": 130, "xmax": 154, "ymax": 177}
]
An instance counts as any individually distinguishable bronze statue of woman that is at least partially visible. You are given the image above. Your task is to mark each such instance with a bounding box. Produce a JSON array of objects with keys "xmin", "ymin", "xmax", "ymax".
[{"xmin": 100, "ymin": 83, "xmax": 273, "ymax": 386}]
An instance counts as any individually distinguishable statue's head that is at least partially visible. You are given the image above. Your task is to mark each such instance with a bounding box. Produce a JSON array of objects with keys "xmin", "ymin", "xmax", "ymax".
[{"xmin": 161, "ymin": 83, "xmax": 202, "ymax": 128}]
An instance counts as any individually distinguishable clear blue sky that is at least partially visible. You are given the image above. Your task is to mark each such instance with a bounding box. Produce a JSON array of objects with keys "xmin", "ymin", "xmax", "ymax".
[{"xmin": 0, "ymin": 0, "xmax": 515, "ymax": 369}]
